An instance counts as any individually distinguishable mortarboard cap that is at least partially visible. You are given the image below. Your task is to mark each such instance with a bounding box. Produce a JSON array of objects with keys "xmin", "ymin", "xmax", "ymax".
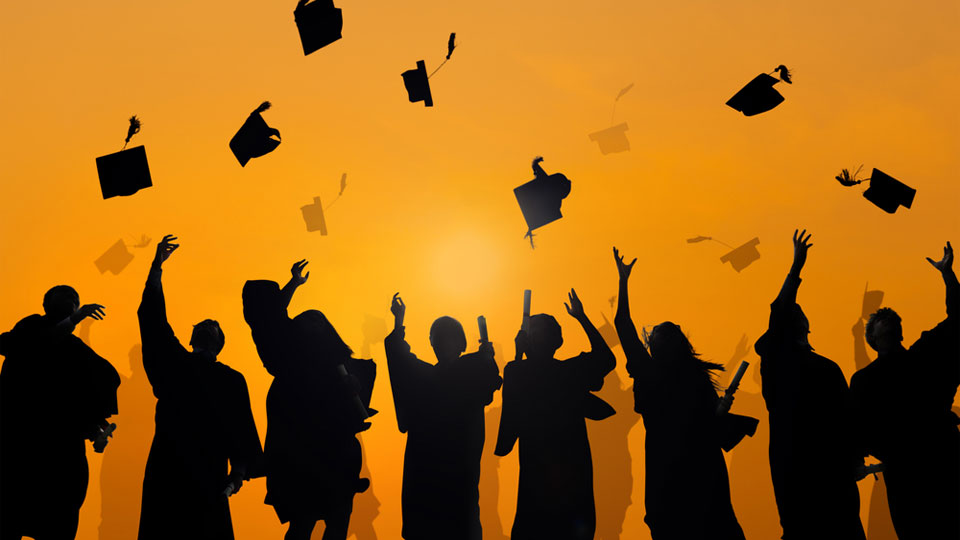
[
  {"xmin": 96, "ymin": 146, "xmax": 153, "ymax": 199},
  {"xmin": 862, "ymin": 287, "xmax": 884, "ymax": 320},
  {"xmin": 301, "ymin": 196, "xmax": 328, "ymax": 235},
  {"xmin": 402, "ymin": 60, "xmax": 433, "ymax": 107},
  {"xmin": 597, "ymin": 312, "xmax": 620, "ymax": 349},
  {"xmin": 514, "ymin": 157, "xmax": 571, "ymax": 242},
  {"xmin": 95, "ymin": 239, "xmax": 134, "ymax": 275},
  {"xmin": 726, "ymin": 73, "xmax": 785, "ymax": 116},
  {"xmin": 863, "ymin": 169, "xmax": 915, "ymax": 214},
  {"xmin": 230, "ymin": 102, "xmax": 281, "ymax": 167},
  {"xmin": 294, "ymin": 0, "xmax": 343, "ymax": 56},
  {"xmin": 588, "ymin": 123, "xmax": 630, "ymax": 155},
  {"xmin": 719, "ymin": 237, "xmax": 761, "ymax": 272}
]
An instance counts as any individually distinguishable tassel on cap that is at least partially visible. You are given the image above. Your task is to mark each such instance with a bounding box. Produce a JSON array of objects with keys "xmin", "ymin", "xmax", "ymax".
[{"xmin": 123, "ymin": 115, "xmax": 141, "ymax": 149}]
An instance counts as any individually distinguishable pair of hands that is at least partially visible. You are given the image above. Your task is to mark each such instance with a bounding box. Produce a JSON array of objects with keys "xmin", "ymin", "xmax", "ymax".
[{"xmin": 791, "ymin": 230, "xmax": 952, "ymax": 275}]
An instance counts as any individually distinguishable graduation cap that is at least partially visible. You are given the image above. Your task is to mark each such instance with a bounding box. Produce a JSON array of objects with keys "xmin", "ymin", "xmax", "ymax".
[
  {"xmin": 230, "ymin": 102, "xmax": 281, "ymax": 166},
  {"xmin": 835, "ymin": 166, "xmax": 915, "ymax": 213},
  {"xmin": 588, "ymin": 123, "xmax": 630, "ymax": 154},
  {"xmin": 301, "ymin": 197, "xmax": 328, "ymax": 235},
  {"xmin": 597, "ymin": 312, "xmax": 620, "ymax": 349},
  {"xmin": 95, "ymin": 239, "xmax": 134, "ymax": 275},
  {"xmin": 514, "ymin": 157, "xmax": 572, "ymax": 248},
  {"xmin": 294, "ymin": 0, "xmax": 343, "ymax": 55},
  {"xmin": 402, "ymin": 33, "xmax": 457, "ymax": 107},
  {"xmin": 726, "ymin": 65, "xmax": 792, "ymax": 116},
  {"xmin": 688, "ymin": 236, "xmax": 761, "ymax": 272},
  {"xmin": 96, "ymin": 116, "xmax": 153, "ymax": 199},
  {"xmin": 861, "ymin": 284, "xmax": 884, "ymax": 320}
]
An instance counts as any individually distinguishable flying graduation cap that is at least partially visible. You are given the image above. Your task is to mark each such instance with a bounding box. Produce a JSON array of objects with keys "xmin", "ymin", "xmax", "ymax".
[
  {"xmin": 402, "ymin": 33, "xmax": 457, "ymax": 107},
  {"xmin": 726, "ymin": 65, "xmax": 792, "ymax": 116},
  {"xmin": 96, "ymin": 116, "xmax": 153, "ymax": 199},
  {"xmin": 95, "ymin": 239, "xmax": 135, "ymax": 275},
  {"xmin": 294, "ymin": 0, "xmax": 343, "ymax": 55},
  {"xmin": 688, "ymin": 236, "xmax": 761, "ymax": 272},
  {"xmin": 230, "ymin": 102, "xmax": 281, "ymax": 166},
  {"xmin": 835, "ymin": 165, "xmax": 915, "ymax": 213},
  {"xmin": 514, "ymin": 157, "xmax": 572, "ymax": 248},
  {"xmin": 589, "ymin": 83, "xmax": 634, "ymax": 155},
  {"xmin": 300, "ymin": 173, "xmax": 348, "ymax": 235}
]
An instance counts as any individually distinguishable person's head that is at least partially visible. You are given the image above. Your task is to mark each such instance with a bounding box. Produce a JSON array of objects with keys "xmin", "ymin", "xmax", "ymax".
[
  {"xmin": 294, "ymin": 309, "xmax": 353, "ymax": 359},
  {"xmin": 429, "ymin": 316, "xmax": 467, "ymax": 362},
  {"xmin": 646, "ymin": 321, "xmax": 724, "ymax": 386},
  {"xmin": 190, "ymin": 319, "xmax": 225, "ymax": 355},
  {"xmin": 866, "ymin": 307, "xmax": 903, "ymax": 355},
  {"xmin": 43, "ymin": 285, "xmax": 80, "ymax": 321},
  {"xmin": 528, "ymin": 314, "xmax": 563, "ymax": 358},
  {"xmin": 785, "ymin": 304, "xmax": 812, "ymax": 349}
]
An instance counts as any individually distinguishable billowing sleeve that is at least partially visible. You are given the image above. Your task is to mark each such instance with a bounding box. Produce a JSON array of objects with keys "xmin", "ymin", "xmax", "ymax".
[
  {"xmin": 137, "ymin": 267, "xmax": 189, "ymax": 392},
  {"xmin": 384, "ymin": 326, "xmax": 431, "ymax": 433},
  {"xmin": 242, "ymin": 280, "xmax": 292, "ymax": 376},
  {"xmin": 909, "ymin": 269, "xmax": 959, "ymax": 381}
]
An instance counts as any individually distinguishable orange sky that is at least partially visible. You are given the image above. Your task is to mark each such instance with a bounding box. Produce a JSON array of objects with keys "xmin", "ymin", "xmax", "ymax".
[{"xmin": 1, "ymin": 1, "xmax": 958, "ymax": 538}]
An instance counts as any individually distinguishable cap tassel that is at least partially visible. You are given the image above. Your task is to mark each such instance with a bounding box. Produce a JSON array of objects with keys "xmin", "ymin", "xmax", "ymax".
[
  {"xmin": 771, "ymin": 65, "xmax": 792, "ymax": 84},
  {"xmin": 525, "ymin": 229, "xmax": 536, "ymax": 249},
  {"xmin": 429, "ymin": 33, "xmax": 457, "ymax": 78},
  {"xmin": 836, "ymin": 165, "xmax": 869, "ymax": 187},
  {"xmin": 253, "ymin": 101, "xmax": 272, "ymax": 115},
  {"xmin": 122, "ymin": 115, "xmax": 141, "ymax": 150}
]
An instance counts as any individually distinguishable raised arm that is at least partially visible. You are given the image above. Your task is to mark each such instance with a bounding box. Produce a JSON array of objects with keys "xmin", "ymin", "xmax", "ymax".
[
  {"xmin": 279, "ymin": 259, "xmax": 310, "ymax": 309},
  {"xmin": 927, "ymin": 241, "xmax": 957, "ymax": 319},
  {"xmin": 774, "ymin": 229, "xmax": 812, "ymax": 307},
  {"xmin": 138, "ymin": 235, "xmax": 188, "ymax": 386},
  {"xmin": 384, "ymin": 293, "xmax": 431, "ymax": 433},
  {"xmin": 565, "ymin": 288, "xmax": 616, "ymax": 386},
  {"xmin": 613, "ymin": 247, "xmax": 651, "ymax": 376}
]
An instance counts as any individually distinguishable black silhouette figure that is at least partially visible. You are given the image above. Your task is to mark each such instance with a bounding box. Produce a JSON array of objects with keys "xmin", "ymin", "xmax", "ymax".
[
  {"xmin": 0, "ymin": 286, "xmax": 120, "ymax": 540},
  {"xmin": 753, "ymin": 230, "xmax": 866, "ymax": 540},
  {"xmin": 345, "ymin": 435, "xmax": 380, "ymax": 540},
  {"xmin": 295, "ymin": 0, "xmax": 343, "ymax": 55},
  {"xmin": 850, "ymin": 241, "xmax": 958, "ymax": 539},
  {"xmin": 384, "ymin": 294, "xmax": 502, "ymax": 540},
  {"xmin": 514, "ymin": 157, "xmax": 572, "ymax": 248},
  {"xmin": 726, "ymin": 65, "xmax": 792, "ymax": 116},
  {"xmin": 495, "ymin": 289, "xmax": 616, "ymax": 540},
  {"xmin": 96, "ymin": 115, "xmax": 152, "ymax": 199},
  {"xmin": 835, "ymin": 166, "xmax": 916, "ymax": 214},
  {"xmin": 137, "ymin": 235, "xmax": 263, "ymax": 540},
  {"xmin": 242, "ymin": 260, "xmax": 376, "ymax": 540},
  {"xmin": 99, "ymin": 345, "xmax": 157, "ymax": 540},
  {"xmin": 612, "ymin": 247, "xmax": 747, "ymax": 540},
  {"xmin": 479, "ymin": 403, "xmax": 510, "ymax": 540},
  {"xmin": 230, "ymin": 101, "xmax": 281, "ymax": 166}
]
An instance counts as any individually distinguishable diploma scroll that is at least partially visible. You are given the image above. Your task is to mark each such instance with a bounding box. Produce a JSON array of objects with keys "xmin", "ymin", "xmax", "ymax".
[{"xmin": 717, "ymin": 361, "xmax": 749, "ymax": 415}]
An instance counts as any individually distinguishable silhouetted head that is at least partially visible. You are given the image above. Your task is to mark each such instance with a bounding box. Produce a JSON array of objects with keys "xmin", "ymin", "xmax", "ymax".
[
  {"xmin": 43, "ymin": 285, "xmax": 80, "ymax": 322},
  {"xmin": 784, "ymin": 304, "xmax": 812, "ymax": 349},
  {"xmin": 646, "ymin": 321, "xmax": 724, "ymax": 387},
  {"xmin": 866, "ymin": 307, "xmax": 903, "ymax": 355},
  {"xmin": 294, "ymin": 309, "xmax": 353, "ymax": 359},
  {"xmin": 528, "ymin": 314, "xmax": 563, "ymax": 359},
  {"xmin": 429, "ymin": 316, "xmax": 467, "ymax": 362},
  {"xmin": 190, "ymin": 319, "xmax": 225, "ymax": 356}
]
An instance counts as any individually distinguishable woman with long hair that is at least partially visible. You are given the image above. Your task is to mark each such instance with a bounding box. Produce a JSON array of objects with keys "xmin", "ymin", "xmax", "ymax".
[{"xmin": 612, "ymin": 247, "xmax": 746, "ymax": 540}]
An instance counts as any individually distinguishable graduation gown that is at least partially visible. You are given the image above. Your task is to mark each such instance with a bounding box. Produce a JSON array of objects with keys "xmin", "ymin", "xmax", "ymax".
[
  {"xmin": 0, "ymin": 313, "xmax": 120, "ymax": 540},
  {"xmin": 137, "ymin": 268, "xmax": 263, "ymax": 540},
  {"xmin": 849, "ymin": 270, "xmax": 959, "ymax": 540},
  {"xmin": 384, "ymin": 326, "xmax": 502, "ymax": 540},
  {"xmin": 494, "ymin": 347, "xmax": 615, "ymax": 540},
  {"xmin": 242, "ymin": 280, "xmax": 376, "ymax": 524},
  {"xmin": 755, "ymin": 274, "xmax": 866, "ymax": 539}
]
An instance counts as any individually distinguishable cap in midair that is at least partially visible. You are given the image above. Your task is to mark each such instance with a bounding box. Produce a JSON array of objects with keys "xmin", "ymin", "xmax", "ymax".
[
  {"xmin": 294, "ymin": 0, "xmax": 343, "ymax": 55},
  {"xmin": 726, "ymin": 65, "xmax": 792, "ymax": 116},
  {"xmin": 514, "ymin": 157, "xmax": 572, "ymax": 248},
  {"xmin": 230, "ymin": 102, "xmax": 281, "ymax": 167},
  {"xmin": 95, "ymin": 239, "xmax": 134, "ymax": 275},
  {"xmin": 96, "ymin": 116, "xmax": 152, "ymax": 199}
]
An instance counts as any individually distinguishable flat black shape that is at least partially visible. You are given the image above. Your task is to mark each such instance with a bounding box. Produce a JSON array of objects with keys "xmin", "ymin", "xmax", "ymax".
[
  {"xmin": 514, "ymin": 167, "xmax": 572, "ymax": 235},
  {"xmin": 229, "ymin": 107, "xmax": 281, "ymax": 167},
  {"xmin": 726, "ymin": 73, "xmax": 784, "ymax": 116},
  {"xmin": 95, "ymin": 145, "xmax": 152, "ymax": 199},
  {"xmin": 863, "ymin": 169, "xmax": 915, "ymax": 214},
  {"xmin": 294, "ymin": 0, "xmax": 343, "ymax": 56},
  {"xmin": 402, "ymin": 60, "xmax": 433, "ymax": 107}
]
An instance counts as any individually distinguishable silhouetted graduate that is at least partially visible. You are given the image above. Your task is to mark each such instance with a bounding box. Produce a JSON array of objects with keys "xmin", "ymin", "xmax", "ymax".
[
  {"xmin": 835, "ymin": 166, "xmax": 916, "ymax": 214},
  {"xmin": 514, "ymin": 157, "xmax": 572, "ymax": 248},
  {"xmin": 753, "ymin": 231, "xmax": 866, "ymax": 540},
  {"xmin": 242, "ymin": 260, "xmax": 376, "ymax": 540},
  {"xmin": 0, "ymin": 286, "xmax": 120, "ymax": 540},
  {"xmin": 137, "ymin": 235, "xmax": 263, "ymax": 540},
  {"xmin": 294, "ymin": 0, "xmax": 343, "ymax": 55},
  {"xmin": 726, "ymin": 65, "xmax": 792, "ymax": 116},
  {"xmin": 384, "ymin": 294, "xmax": 502, "ymax": 539},
  {"xmin": 850, "ymin": 241, "xmax": 959, "ymax": 539},
  {"xmin": 612, "ymin": 247, "xmax": 748, "ymax": 540},
  {"xmin": 96, "ymin": 115, "xmax": 152, "ymax": 198},
  {"xmin": 495, "ymin": 289, "xmax": 616, "ymax": 540},
  {"xmin": 230, "ymin": 102, "xmax": 281, "ymax": 166}
]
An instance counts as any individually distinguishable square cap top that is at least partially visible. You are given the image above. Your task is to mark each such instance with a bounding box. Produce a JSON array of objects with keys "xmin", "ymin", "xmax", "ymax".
[
  {"xmin": 230, "ymin": 105, "xmax": 281, "ymax": 167},
  {"xmin": 96, "ymin": 145, "xmax": 152, "ymax": 199},
  {"xmin": 726, "ymin": 73, "xmax": 784, "ymax": 116},
  {"xmin": 514, "ymin": 173, "xmax": 571, "ymax": 233},
  {"xmin": 295, "ymin": 0, "xmax": 343, "ymax": 55},
  {"xmin": 301, "ymin": 196, "xmax": 328, "ymax": 235},
  {"xmin": 588, "ymin": 123, "xmax": 630, "ymax": 155},
  {"xmin": 402, "ymin": 60, "xmax": 433, "ymax": 107},
  {"xmin": 863, "ymin": 169, "xmax": 915, "ymax": 213},
  {"xmin": 719, "ymin": 237, "xmax": 761, "ymax": 272},
  {"xmin": 95, "ymin": 239, "xmax": 134, "ymax": 275}
]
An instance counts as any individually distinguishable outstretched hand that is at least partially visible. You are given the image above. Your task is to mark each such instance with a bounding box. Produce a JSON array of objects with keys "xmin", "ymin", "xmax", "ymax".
[
  {"xmin": 926, "ymin": 241, "xmax": 953, "ymax": 273},
  {"xmin": 290, "ymin": 259, "xmax": 310, "ymax": 286},
  {"xmin": 613, "ymin": 247, "xmax": 637, "ymax": 280},
  {"xmin": 391, "ymin": 293, "xmax": 406, "ymax": 327},
  {"xmin": 791, "ymin": 229, "xmax": 813, "ymax": 273},
  {"xmin": 153, "ymin": 235, "xmax": 179, "ymax": 267},
  {"xmin": 564, "ymin": 288, "xmax": 586, "ymax": 320},
  {"xmin": 71, "ymin": 303, "xmax": 106, "ymax": 325}
]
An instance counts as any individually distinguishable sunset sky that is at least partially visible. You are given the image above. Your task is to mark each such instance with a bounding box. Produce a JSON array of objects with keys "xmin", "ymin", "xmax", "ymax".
[{"xmin": 1, "ymin": 0, "xmax": 958, "ymax": 538}]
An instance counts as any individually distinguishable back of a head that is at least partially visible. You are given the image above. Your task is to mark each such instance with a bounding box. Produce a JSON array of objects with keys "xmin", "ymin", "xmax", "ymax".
[
  {"xmin": 648, "ymin": 321, "xmax": 724, "ymax": 386},
  {"xmin": 191, "ymin": 319, "xmax": 225, "ymax": 355},
  {"xmin": 294, "ymin": 309, "xmax": 353, "ymax": 360},
  {"xmin": 430, "ymin": 316, "xmax": 467, "ymax": 359},
  {"xmin": 43, "ymin": 285, "xmax": 79, "ymax": 321},
  {"xmin": 866, "ymin": 307, "xmax": 903, "ymax": 353},
  {"xmin": 528, "ymin": 314, "xmax": 563, "ymax": 357}
]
